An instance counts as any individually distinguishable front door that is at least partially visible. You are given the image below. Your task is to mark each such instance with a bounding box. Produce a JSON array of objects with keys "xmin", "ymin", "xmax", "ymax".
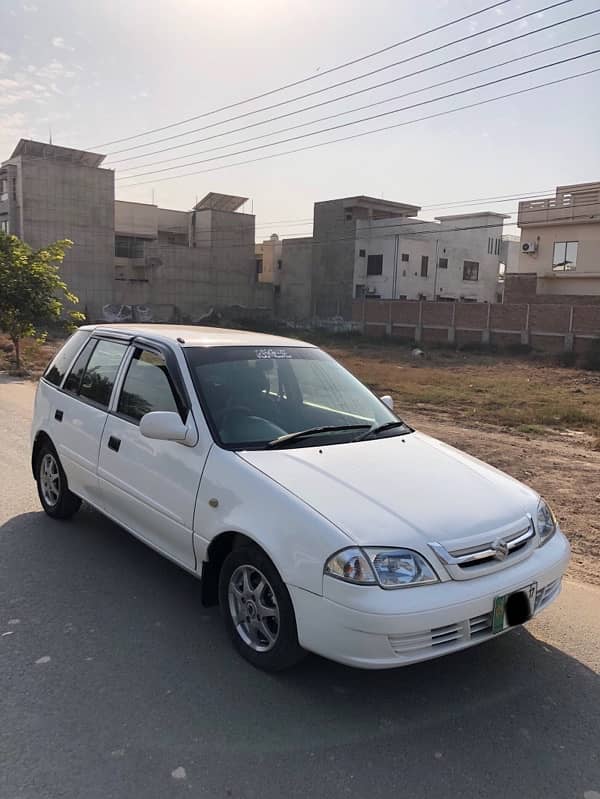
[{"xmin": 97, "ymin": 346, "xmax": 209, "ymax": 571}]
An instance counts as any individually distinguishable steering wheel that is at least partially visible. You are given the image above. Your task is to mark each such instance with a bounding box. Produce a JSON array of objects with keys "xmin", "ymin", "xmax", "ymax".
[{"xmin": 218, "ymin": 405, "xmax": 253, "ymax": 430}]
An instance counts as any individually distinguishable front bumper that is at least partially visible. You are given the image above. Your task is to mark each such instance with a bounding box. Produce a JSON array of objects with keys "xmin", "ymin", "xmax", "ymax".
[{"xmin": 289, "ymin": 530, "xmax": 570, "ymax": 669}]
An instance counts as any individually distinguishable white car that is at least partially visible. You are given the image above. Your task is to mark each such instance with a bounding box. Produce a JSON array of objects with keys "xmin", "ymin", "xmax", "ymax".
[{"xmin": 31, "ymin": 324, "xmax": 570, "ymax": 671}]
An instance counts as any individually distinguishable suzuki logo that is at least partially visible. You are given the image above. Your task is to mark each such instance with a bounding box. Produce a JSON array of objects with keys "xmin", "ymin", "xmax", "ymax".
[{"xmin": 492, "ymin": 538, "xmax": 510, "ymax": 561}]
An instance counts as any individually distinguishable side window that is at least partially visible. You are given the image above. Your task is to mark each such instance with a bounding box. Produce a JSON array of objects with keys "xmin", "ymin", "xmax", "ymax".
[
  {"xmin": 43, "ymin": 330, "xmax": 89, "ymax": 387},
  {"xmin": 78, "ymin": 340, "xmax": 128, "ymax": 408},
  {"xmin": 63, "ymin": 339, "xmax": 97, "ymax": 394},
  {"xmin": 117, "ymin": 349, "xmax": 179, "ymax": 423}
]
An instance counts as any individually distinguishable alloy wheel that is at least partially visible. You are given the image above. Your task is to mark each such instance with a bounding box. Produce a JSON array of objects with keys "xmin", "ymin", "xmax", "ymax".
[
  {"xmin": 40, "ymin": 452, "xmax": 60, "ymax": 507},
  {"xmin": 228, "ymin": 564, "xmax": 280, "ymax": 652}
]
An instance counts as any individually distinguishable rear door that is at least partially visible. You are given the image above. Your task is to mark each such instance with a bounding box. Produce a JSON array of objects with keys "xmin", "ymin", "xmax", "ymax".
[
  {"xmin": 97, "ymin": 343, "xmax": 209, "ymax": 570},
  {"xmin": 51, "ymin": 336, "xmax": 129, "ymax": 505}
]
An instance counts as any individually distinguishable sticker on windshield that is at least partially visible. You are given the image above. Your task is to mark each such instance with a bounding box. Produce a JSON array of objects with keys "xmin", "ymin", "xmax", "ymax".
[{"xmin": 256, "ymin": 348, "xmax": 292, "ymax": 359}]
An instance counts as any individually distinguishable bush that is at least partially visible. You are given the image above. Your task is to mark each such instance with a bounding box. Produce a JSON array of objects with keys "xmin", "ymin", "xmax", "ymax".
[{"xmin": 582, "ymin": 339, "xmax": 600, "ymax": 371}]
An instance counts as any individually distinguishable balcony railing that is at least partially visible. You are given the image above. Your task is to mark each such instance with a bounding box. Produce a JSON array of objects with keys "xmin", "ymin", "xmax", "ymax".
[{"xmin": 518, "ymin": 191, "xmax": 600, "ymax": 227}]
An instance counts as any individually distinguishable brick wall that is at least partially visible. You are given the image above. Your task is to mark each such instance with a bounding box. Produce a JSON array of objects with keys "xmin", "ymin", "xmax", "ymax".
[
  {"xmin": 351, "ymin": 299, "xmax": 600, "ymax": 353},
  {"xmin": 504, "ymin": 273, "xmax": 600, "ymax": 305}
]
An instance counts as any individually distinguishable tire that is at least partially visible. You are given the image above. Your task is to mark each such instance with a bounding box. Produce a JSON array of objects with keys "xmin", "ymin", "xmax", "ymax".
[
  {"xmin": 36, "ymin": 442, "xmax": 81, "ymax": 520},
  {"xmin": 218, "ymin": 544, "xmax": 305, "ymax": 672}
]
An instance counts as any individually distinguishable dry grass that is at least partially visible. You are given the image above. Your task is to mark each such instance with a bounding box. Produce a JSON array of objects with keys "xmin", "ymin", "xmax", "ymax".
[{"xmin": 326, "ymin": 343, "xmax": 600, "ymax": 436}]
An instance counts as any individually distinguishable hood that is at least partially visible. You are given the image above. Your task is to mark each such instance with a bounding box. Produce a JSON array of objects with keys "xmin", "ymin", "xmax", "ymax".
[{"xmin": 238, "ymin": 432, "xmax": 538, "ymax": 550}]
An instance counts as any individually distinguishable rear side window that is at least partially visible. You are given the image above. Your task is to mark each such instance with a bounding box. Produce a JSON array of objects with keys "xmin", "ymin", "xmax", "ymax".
[
  {"xmin": 63, "ymin": 339, "xmax": 97, "ymax": 394},
  {"xmin": 79, "ymin": 340, "xmax": 128, "ymax": 408},
  {"xmin": 43, "ymin": 331, "xmax": 89, "ymax": 387},
  {"xmin": 117, "ymin": 349, "xmax": 179, "ymax": 423}
]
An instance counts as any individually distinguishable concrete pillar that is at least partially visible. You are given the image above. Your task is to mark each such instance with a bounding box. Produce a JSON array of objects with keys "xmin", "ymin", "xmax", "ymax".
[
  {"xmin": 415, "ymin": 301, "xmax": 423, "ymax": 343},
  {"xmin": 521, "ymin": 303, "xmax": 531, "ymax": 346},
  {"xmin": 448, "ymin": 302, "xmax": 457, "ymax": 345}
]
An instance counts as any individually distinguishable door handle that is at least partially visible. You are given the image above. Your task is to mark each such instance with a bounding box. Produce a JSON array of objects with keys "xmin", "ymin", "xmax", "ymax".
[
  {"xmin": 108, "ymin": 436, "xmax": 121, "ymax": 452},
  {"xmin": 54, "ymin": 409, "xmax": 63, "ymax": 422}
]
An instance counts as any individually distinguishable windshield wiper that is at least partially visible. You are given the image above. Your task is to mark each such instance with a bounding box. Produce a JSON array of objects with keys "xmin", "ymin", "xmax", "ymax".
[
  {"xmin": 354, "ymin": 421, "xmax": 412, "ymax": 441},
  {"xmin": 267, "ymin": 424, "xmax": 370, "ymax": 449}
]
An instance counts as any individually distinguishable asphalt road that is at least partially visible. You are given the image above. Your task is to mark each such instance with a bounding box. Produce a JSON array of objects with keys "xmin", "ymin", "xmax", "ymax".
[{"xmin": 1, "ymin": 376, "xmax": 599, "ymax": 799}]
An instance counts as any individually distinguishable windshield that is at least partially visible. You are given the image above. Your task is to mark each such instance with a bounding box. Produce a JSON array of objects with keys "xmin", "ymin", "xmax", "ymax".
[{"xmin": 185, "ymin": 345, "xmax": 407, "ymax": 450}]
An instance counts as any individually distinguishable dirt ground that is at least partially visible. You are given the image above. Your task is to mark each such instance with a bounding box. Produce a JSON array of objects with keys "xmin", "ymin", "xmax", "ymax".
[{"xmin": 329, "ymin": 344, "xmax": 600, "ymax": 586}]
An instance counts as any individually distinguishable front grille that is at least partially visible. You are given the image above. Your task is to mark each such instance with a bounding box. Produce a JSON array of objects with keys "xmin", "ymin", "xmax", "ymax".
[
  {"xmin": 388, "ymin": 611, "xmax": 492, "ymax": 657},
  {"xmin": 534, "ymin": 578, "xmax": 562, "ymax": 611},
  {"xmin": 429, "ymin": 520, "xmax": 536, "ymax": 580},
  {"xmin": 387, "ymin": 579, "xmax": 560, "ymax": 660}
]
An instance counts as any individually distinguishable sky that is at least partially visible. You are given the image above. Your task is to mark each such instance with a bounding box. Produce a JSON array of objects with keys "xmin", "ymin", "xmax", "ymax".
[{"xmin": 1, "ymin": 0, "xmax": 599, "ymax": 240}]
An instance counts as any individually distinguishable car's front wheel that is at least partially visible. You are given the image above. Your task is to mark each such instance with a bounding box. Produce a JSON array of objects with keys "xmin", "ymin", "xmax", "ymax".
[
  {"xmin": 218, "ymin": 544, "xmax": 305, "ymax": 671},
  {"xmin": 36, "ymin": 443, "xmax": 81, "ymax": 519}
]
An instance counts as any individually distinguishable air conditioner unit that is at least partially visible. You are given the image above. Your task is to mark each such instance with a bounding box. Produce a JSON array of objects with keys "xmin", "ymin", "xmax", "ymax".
[{"xmin": 521, "ymin": 241, "xmax": 538, "ymax": 254}]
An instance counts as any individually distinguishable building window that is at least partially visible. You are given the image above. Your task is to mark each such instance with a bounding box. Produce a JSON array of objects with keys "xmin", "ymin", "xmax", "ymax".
[
  {"xmin": 401, "ymin": 253, "xmax": 409, "ymax": 262},
  {"xmin": 552, "ymin": 241, "xmax": 578, "ymax": 271},
  {"xmin": 420, "ymin": 255, "xmax": 429, "ymax": 277},
  {"xmin": 359, "ymin": 249, "xmax": 366, "ymax": 258},
  {"xmin": 0, "ymin": 178, "xmax": 7, "ymax": 201},
  {"xmin": 438, "ymin": 257, "xmax": 448, "ymax": 269},
  {"xmin": 115, "ymin": 235, "xmax": 145, "ymax": 259},
  {"xmin": 345, "ymin": 212, "xmax": 353, "ymax": 221},
  {"xmin": 0, "ymin": 219, "xmax": 8, "ymax": 234},
  {"xmin": 495, "ymin": 238, "xmax": 501, "ymax": 255},
  {"xmin": 463, "ymin": 260, "xmax": 479, "ymax": 281},
  {"xmin": 355, "ymin": 284, "xmax": 366, "ymax": 299},
  {"xmin": 277, "ymin": 259, "xmax": 282, "ymax": 270},
  {"xmin": 366, "ymin": 253, "xmax": 383, "ymax": 276},
  {"xmin": 255, "ymin": 258, "xmax": 263, "ymax": 275},
  {"xmin": 12, "ymin": 179, "xmax": 16, "ymax": 201},
  {"xmin": 488, "ymin": 237, "xmax": 493, "ymax": 254}
]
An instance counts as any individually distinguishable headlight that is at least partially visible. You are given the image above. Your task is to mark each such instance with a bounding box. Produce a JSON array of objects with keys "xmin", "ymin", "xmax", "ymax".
[
  {"xmin": 324, "ymin": 547, "xmax": 438, "ymax": 588},
  {"xmin": 536, "ymin": 499, "xmax": 557, "ymax": 546},
  {"xmin": 324, "ymin": 548, "xmax": 377, "ymax": 584}
]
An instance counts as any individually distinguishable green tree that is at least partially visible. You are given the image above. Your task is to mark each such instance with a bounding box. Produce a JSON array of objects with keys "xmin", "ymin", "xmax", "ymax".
[{"xmin": 0, "ymin": 233, "xmax": 84, "ymax": 369}]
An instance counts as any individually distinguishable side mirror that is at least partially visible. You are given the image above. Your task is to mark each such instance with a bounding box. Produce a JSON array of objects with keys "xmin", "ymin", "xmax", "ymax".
[
  {"xmin": 140, "ymin": 411, "xmax": 189, "ymax": 442},
  {"xmin": 380, "ymin": 395, "xmax": 394, "ymax": 411}
]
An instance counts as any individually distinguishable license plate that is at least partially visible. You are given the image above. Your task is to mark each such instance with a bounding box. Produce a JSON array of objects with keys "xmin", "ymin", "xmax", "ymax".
[{"xmin": 492, "ymin": 583, "xmax": 537, "ymax": 634}]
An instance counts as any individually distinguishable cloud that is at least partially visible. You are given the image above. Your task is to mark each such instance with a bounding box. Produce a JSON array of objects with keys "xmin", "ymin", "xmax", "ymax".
[
  {"xmin": 0, "ymin": 112, "xmax": 29, "ymax": 145},
  {"xmin": 0, "ymin": 60, "xmax": 76, "ymax": 108},
  {"xmin": 23, "ymin": 2, "xmax": 38, "ymax": 10},
  {"xmin": 52, "ymin": 36, "xmax": 67, "ymax": 49},
  {"xmin": 0, "ymin": 52, "xmax": 11, "ymax": 67}
]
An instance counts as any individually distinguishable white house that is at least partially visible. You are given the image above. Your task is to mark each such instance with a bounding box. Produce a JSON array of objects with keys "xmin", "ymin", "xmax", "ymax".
[{"xmin": 353, "ymin": 211, "xmax": 509, "ymax": 303}]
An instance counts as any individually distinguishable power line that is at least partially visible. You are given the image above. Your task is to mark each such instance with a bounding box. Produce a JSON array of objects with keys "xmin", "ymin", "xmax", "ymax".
[
  {"xmin": 138, "ymin": 211, "xmax": 596, "ymax": 253},
  {"xmin": 102, "ymin": 0, "xmax": 575, "ymax": 158},
  {"xmin": 154, "ymin": 188, "xmax": 557, "ymax": 236},
  {"xmin": 116, "ymin": 51, "xmax": 600, "ymax": 182},
  {"xmin": 117, "ymin": 66, "xmax": 600, "ymax": 188},
  {"xmin": 152, "ymin": 193, "xmax": 589, "ymax": 246},
  {"xmin": 91, "ymin": 0, "xmax": 517, "ymax": 150},
  {"xmin": 116, "ymin": 34, "xmax": 600, "ymax": 174}
]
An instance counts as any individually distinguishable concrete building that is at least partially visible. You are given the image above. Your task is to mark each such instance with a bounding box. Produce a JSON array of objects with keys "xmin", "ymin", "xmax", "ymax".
[
  {"xmin": 507, "ymin": 182, "xmax": 600, "ymax": 303},
  {"xmin": 269, "ymin": 197, "xmax": 508, "ymax": 321},
  {"xmin": 353, "ymin": 210, "xmax": 508, "ymax": 305},
  {"xmin": 0, "ymin": 140, "xmax": 114, "ymax": 319},
  {"xmin": 255, "ymin": 234, "xmax": 282, "ymax": 285},
  {"xmin": 0, "ymin": 140, "xmax": 263, "ymax": 322},
  {"xmin": 110, "ymin": 193, "xmax": 259, "ymax": 322}
]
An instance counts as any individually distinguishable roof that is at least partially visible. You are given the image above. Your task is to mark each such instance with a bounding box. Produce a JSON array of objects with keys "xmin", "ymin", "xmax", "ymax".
[
  {"xmin": 194, "ymin": 193, "xmax": 248, "ymax": 212},
  {"xmin": 9, "ymin": 139, "xmax": 106, "ymax": 167},
  {"xmin": 340, "ymin": 195, "xmax": 421, "ymax": 219},
  {"xmin": 84, "ymin": 324, "xmax": 314, "ymax": 349},
  {"xmin": 434, "ymin": 211, "xmax": 511, "ymax": 221}
]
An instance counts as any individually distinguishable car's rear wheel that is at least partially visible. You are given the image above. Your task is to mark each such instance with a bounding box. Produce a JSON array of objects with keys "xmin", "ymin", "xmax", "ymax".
[
  {"xmin": 36, "ymin": 443, "xmax": 81, "ymax": 519},
  {"xmin": 218, "ymin": 544, "xmax": 305, "ymax": 671}
]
